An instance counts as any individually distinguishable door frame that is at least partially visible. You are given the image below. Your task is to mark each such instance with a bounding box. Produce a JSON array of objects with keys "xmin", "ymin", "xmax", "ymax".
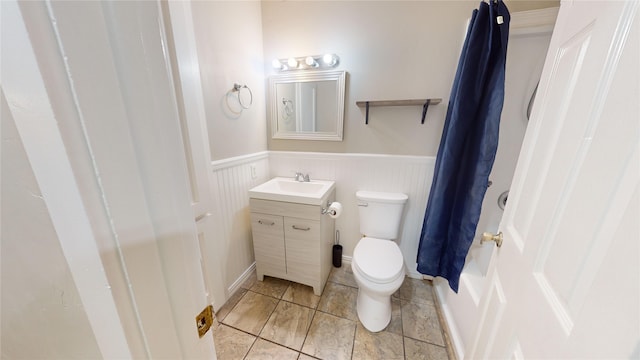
[{"xmin": 162, "ymin": 0, "xmax": 228, "ymax": 311}]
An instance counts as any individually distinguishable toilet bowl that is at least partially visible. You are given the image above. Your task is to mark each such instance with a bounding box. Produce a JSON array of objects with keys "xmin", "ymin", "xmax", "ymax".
[{"xmin": 352, "ymin": 237, "xmax": 405, "ymax": 332}]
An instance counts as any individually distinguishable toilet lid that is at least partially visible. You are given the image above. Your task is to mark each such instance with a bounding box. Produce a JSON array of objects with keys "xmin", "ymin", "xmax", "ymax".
[{"xmin": 353, "ymin": 237, "xmax": 404, "ymax": 284}]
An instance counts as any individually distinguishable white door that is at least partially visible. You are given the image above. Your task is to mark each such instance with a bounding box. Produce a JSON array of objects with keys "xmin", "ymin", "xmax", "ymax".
[
  {"xmin": 470, "ymin": 1, "xmax": 639, "ymax": 358},
  {"xmin": 164, "ymin": 1, "xmax": 227, "ymax": 311},
  {"xmin": 5, "ymin": 1, "xmax": 219, "ymax": 357}
]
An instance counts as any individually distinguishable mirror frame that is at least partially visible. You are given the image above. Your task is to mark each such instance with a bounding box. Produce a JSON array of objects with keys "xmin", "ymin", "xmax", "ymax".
[{"xmin": 269, "ymin": 70, "xmax": 346, "ymax": 141}]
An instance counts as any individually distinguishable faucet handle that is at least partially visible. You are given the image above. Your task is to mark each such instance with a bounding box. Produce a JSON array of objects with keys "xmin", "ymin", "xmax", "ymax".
[{"xmin": 303, "ymin": 174, "xmax": 310, "ymax": 182}]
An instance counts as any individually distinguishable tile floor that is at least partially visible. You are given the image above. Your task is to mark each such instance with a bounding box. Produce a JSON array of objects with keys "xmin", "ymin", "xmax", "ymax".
[{"xmin": 212, "ymin": 266, "xmax": 452, "ymax": 360}]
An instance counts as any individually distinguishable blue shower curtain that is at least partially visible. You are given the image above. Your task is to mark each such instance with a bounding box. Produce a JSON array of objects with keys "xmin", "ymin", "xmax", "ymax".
[{"xmin": 417, "ymin": 0, "xmax": 510, "ymax": 293}]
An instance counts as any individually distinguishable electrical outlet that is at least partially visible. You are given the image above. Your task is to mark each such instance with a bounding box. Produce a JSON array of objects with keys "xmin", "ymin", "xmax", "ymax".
[
  {"xmin": 250, "ymin": 164, "xmax": 257, "ymax": 179},
  {"xmin": 195, "ymin": 305, "xmax": 214, "ymax": 338}
]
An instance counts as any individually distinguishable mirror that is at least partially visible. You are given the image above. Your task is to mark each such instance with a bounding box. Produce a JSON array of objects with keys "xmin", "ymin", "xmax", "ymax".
[{"xmin": 269, "ymin": 70, "xmax": 346, "ymax": 141}]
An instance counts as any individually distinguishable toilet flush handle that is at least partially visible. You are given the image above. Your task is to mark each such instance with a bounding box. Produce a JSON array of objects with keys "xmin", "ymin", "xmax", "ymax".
[{"xmin": 357, "ymin": 202, "xmax": 368, "ymax": 207}]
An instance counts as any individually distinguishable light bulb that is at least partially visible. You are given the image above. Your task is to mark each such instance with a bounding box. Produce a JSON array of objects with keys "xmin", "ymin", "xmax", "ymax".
[
  {"xmin": 271, "ymin": 59, "xmax": 283, "ymax": 70},
  {"xmin": 305, "ymin": 56, "xmax": 317, "ymax": 67},
  {"xmin": 322, "ymin": 54, "xmax": 336, "ymax": 66},
  {"xmin": 287, "ymin": 57, "xmax": 298, "ymax": 68}
]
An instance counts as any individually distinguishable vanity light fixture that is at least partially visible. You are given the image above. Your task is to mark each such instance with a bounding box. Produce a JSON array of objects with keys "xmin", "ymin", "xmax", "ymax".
[{"xmin": 271, "ymin": 53, "xmax": 339, "ymax": 72}]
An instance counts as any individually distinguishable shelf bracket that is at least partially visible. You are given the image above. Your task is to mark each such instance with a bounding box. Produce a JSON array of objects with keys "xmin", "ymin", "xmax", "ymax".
[
  {"xmin": 365, "ymin": 101, "xmax": 370, "ymax": 125},
  {"xmin": 356, "ymin": 98, "xmax": 442, "ymax": 125},
  {"xmin": 421, "ymin": 99, "xmax": 431, "ymax": 124}
]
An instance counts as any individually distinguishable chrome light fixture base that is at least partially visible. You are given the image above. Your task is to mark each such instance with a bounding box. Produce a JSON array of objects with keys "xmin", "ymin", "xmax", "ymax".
[{"xmin": 272, "ymin": 54, "xmax": 339, "ymax": 72}]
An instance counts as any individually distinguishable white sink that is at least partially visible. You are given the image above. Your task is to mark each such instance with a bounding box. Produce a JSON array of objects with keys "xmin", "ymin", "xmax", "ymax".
[{"xmin": 249, "ymin": 177, "xmax": 335, "ymax": 205}]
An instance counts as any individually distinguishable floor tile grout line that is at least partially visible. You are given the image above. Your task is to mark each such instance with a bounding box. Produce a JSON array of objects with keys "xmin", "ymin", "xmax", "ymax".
[
  {"xmin": 216, "ymin": 288, "xmax": 248, "ymax": 323},
  {"xmin": 350, "ymin": 322, "xmax": 358, "ymax": 360},
  {"xmin": 255, "ymin": 297, "xmax": 281, "ymax": 339},
  {"xmin": 240, "ymin": 333, "xmax": 259, "ymax": 360},
  {"xmin": 218, "ymin": 290, "xmax": 279, "ymax": 337},
  {"xmin": 402, "ymin": 333, "xmax": 448, "ymax": 349},
  {"xmin": 255, "ymin": 334, "xmax": 306, "ymax": 356},
  {"xmin": 221, "ymin": 316, "xmax": 308, "ymax": 356},
  {"xmin": 399, "ymin": 293, "xmax": 407, "ymax": 360},
  {"xmin": 298, "ymin": 307, "xmax": 319, "ymax": 359},
  {"xmin": 259, "ymin": 300, "xmax": 315, "ymax": 353}
]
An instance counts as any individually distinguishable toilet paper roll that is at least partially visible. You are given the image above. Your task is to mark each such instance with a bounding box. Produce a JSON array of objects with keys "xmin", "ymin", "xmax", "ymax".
[{"xmin": 328, "ymin": 202, "xmax": 342, "ymax": 219}]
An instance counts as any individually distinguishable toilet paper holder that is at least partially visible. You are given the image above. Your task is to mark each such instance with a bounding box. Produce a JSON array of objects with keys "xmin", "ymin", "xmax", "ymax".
[{"xmin": 322, "ymin": 202, "xmax": 337, "ymax": 216}]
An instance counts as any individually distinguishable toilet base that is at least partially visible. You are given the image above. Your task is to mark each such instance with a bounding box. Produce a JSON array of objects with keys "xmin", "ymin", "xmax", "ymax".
[
  {"xmin": 352, "ymin": 261, "xmax": 405, "ymax": 333},
  {"xmin": 356, "ymin": 288, "xmax": 393, "ymax": 332}
]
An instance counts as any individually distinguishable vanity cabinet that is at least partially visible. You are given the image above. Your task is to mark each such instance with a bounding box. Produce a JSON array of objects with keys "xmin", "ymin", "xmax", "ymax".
[{"xmin": 249, "ymin": 190, "xmax": 335, "ymax": 295}]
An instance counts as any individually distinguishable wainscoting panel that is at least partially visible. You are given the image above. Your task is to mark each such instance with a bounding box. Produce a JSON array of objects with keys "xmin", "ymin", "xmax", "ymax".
[
  {"xmin": 269, "ymin": 151, "xmax": 435, "ymax": 277},
  {"xmin": 211, "ymin": 151, "xmax": 436, "ymax": 300},
  {"xmin": 210, "ymin": 152, "xmax": 269, "ymax": 292}
]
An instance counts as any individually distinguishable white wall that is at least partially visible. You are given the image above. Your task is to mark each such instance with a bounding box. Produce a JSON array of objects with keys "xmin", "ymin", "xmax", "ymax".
[
  {"xmin": 191, "ymin": 1, "xmax": 267, "ymax": 161},
  {"xmin": 262, "ymin": 1, "xmax": 477, "ymax": 156},
  {"xmin": 261, "ymin": 1, "xmax": 558, "ymax": 156}
]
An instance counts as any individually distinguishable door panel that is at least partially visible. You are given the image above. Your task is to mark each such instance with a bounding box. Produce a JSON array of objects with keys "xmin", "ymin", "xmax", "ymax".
[
  {"xmin": 472, "ymin": 1, "xmax": 639, "ymax": 358},
  {"xmin": 512, "ymin": 23, "xmax": 592, "ymax": 239}
]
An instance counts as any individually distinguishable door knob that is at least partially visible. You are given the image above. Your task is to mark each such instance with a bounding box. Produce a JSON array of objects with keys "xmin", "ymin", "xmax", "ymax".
[{"xmin": 481, "ymin": 231, "xmax": 503, "ymax": 247}]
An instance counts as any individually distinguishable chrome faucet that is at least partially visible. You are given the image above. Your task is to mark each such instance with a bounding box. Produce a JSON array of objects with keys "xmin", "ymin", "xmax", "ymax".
[{"xmin": 294, "ymin": 172, "xmax": 310, "ymax": 182}]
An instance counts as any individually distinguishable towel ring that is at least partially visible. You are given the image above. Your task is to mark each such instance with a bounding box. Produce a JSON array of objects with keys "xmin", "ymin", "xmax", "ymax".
[
  {"xmin": 232, "ymin": 83, "xmax": 253, "ymax": 109},
  {"xmin": 282, "ymin": 98, "xmax": 294, "ymax": 120}
]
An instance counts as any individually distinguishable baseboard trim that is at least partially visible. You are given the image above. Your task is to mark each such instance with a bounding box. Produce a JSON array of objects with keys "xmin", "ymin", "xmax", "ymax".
[
  {"xmin": 434, "ymin": 279, "xmax": 464, "ymax": 360},
  {"xmin": 227, "ymin": 262, "xmax": 256, "ymax": 296}
]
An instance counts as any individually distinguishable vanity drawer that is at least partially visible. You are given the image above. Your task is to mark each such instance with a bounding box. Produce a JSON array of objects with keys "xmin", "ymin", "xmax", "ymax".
[{"xmin": 250, "ymin": 198, "xmax": 320, "ymax": 220}]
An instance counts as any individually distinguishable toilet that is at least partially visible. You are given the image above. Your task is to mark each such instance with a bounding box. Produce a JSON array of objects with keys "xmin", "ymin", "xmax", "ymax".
[{"xmin": 351, "ymin": 190, "xmax": 408, "ymax": 332}]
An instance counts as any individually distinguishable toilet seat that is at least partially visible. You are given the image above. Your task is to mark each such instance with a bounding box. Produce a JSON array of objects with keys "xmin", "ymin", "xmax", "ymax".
[{"xmin": 353, "ymin": 237, "xmax": 404, "ymax": 284}]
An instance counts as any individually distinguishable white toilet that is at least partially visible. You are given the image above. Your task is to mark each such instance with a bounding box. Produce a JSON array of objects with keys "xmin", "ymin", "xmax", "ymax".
[{"xmin": 351, "ymin": 190, "xmax": 408, "ymax": 332}]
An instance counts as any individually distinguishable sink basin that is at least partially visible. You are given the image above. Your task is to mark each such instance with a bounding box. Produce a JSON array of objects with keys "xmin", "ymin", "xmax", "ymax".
[{"xmin": 249, "ymin": 177, "xmax": 335, "ymax": 205}]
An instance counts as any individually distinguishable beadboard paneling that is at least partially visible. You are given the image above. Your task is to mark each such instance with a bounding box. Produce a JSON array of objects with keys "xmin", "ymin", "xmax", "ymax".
[
  {"xmin": 269, "ymin": 151, "xmax": 435, "ymax": 277},
  {"xmin": 210, "ymin": 152, "xmax": 269, "ymax": 291},
  {"xmin": 211, "ymin": 151, "xmax": 435, "ymax": 293}
]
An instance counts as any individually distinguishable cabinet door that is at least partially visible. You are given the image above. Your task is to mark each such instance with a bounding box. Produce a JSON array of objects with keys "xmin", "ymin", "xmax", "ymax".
[
  {"xmin": 284, "ymin": 217, "xmax": 320, "ymax": 284},
  {"xmin": 251, "ymin": 213, "xmax": 285, "ymax": 277}
]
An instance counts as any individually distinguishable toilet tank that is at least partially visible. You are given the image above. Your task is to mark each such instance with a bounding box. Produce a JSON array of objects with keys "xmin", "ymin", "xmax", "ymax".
[{"xmin": 356, "ymin": 191, "xmax": 408, "ymax": 240}]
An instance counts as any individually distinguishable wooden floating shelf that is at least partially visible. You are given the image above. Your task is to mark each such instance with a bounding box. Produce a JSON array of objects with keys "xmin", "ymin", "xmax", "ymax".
[{"xmin": 356, "ymin": 98, "xmax": 442, "ymax": 124}]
